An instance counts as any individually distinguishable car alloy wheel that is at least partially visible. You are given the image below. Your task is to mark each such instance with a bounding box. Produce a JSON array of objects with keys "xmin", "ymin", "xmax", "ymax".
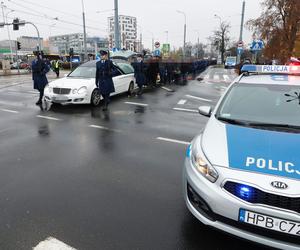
[
  {"xmin": 128, "ymin": 82, "xmax": 135, "ymax": 96},
  {"xmin": 91, "ymin": 89, "xmax": 101, "ymax": 106}
]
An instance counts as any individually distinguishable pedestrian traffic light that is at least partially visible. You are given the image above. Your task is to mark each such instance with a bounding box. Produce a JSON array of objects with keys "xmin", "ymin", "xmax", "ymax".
[
  {"xmin": 69, "ymin": 48, "xmax": 74, "ymax": 57},
  {"xmin": 13, "ymin": 18, "xmax": 19, "ymax": 31},
  {"xmin": 17, "ymin": 41, "xmax": 21, "ymax": 50}
]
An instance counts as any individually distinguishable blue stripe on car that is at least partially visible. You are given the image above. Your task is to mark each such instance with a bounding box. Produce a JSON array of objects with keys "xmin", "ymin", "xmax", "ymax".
[{"xmin": 226, "ymin": 124, "xmax": 300, "ymax": 180}]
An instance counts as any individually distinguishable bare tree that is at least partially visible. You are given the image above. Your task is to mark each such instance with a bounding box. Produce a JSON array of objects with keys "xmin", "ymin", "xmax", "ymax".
[
  {"xmin": 247, "ymin": 0, "xmax": 300, "ymax": 62},
  {"xmin": 210, "ymin": 21, "xmax": 231, "ymax": 63}
]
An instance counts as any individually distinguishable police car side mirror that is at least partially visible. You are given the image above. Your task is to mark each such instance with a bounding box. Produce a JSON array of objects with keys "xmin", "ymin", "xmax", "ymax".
[
  {"xmin": 197, "ymin": 77, "xmax": 204, "ymax": 81},
  {"xmin": 198, "ymin": 106, "xmax": 212, "ymax": 117}
]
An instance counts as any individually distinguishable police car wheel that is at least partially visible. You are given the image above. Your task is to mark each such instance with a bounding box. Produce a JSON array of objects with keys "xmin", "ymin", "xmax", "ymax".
[
  {"xmin": 91, "ymin": 89, "xmax": 101, "ymax": 106},
  {"xmin": 128, "ymin": 82, "xmax": 134, "ymax": 96}
]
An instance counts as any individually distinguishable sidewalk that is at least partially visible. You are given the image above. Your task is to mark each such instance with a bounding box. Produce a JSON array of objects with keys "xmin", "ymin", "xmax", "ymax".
[
  {"xmin": 0, "ymin": 69, "xmax": 30, "ymax": 76},
  {"xmin": 0, "ymin": 69, "xmax": 71, "ymax": 77}
]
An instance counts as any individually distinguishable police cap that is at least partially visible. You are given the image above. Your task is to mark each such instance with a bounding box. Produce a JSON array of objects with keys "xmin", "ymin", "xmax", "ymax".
[{"xmin": 99, "ymin": 50, "xmax": 108, "ymax": 56}]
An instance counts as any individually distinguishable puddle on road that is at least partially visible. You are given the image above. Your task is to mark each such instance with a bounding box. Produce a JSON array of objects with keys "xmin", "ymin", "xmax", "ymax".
[{"xmin": 134, "ymin": 106, "xmax": 145, "ymax": 114}]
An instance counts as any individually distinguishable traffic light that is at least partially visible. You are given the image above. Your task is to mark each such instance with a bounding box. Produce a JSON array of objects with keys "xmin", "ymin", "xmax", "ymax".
[
  {"xmin": 13, "ymin": 18, "xmax": 19, "ymax": 31},
  {"xmin": 69, "ymin": 48, "xmax": 74, "ymax": 57},
  {"xmin": 17, "ymin": 41, "xmax": 21, "ymax": 50}
]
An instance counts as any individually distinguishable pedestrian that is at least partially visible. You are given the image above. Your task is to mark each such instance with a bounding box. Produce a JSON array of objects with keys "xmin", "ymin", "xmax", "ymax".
[
  {"xmin": 133, "ymin": 54, "xmax": 146, "ymax": 95},
  {"xmin": 32, "ymin": 52, "xmax": 50, "ymax": 105},
  {"xmin": 147, "ymin": 56, "xmax": 160, "ymax": 88},
  {"xmin": 52, "ymin": 59, "xmax": 60, "ymax": 78},
  {"xmin": 95, "ymin": 50, "xmax": 115, "ymax": 111}
]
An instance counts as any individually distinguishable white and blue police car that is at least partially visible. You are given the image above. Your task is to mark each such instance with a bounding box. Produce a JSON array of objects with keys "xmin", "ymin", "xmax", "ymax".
[{"xmin": 184, "ymin": 65, "xmax": 300, "ymax": 249}]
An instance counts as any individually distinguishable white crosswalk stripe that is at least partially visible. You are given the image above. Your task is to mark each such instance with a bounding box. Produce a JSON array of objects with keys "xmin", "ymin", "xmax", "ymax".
[{"xmin": 33, "ymin": 237, "xmax": 77, "ymax": 250}]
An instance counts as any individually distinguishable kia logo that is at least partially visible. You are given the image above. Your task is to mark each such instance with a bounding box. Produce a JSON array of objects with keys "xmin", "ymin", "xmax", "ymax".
[{"xmin": 271, "ymin": 181, "xmax": 288, "ymax": 190}]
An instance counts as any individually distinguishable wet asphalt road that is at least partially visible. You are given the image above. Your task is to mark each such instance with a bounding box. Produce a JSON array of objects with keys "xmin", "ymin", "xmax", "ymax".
[{"xmin": 0, "ymin": 71, "xmax": 267, "ymax": 250}]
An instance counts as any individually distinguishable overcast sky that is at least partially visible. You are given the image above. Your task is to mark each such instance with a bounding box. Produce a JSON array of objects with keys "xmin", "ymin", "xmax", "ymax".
[{"xmin": 0, "ymin": 0, "xmax": 263, "ymax": 49}]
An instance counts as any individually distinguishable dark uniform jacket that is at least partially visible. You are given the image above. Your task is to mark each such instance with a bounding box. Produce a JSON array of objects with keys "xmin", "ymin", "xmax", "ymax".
[
  {"xmin": 32, "ymin": 59, "xmax": 49, "ymax": 91},
  {"xmin": 95, "ymin": 60, "xmax": 115, "ymax": 95},
  {"xmin": 133, "ymin": 61, "xmax": 146, "ymax": 87}
]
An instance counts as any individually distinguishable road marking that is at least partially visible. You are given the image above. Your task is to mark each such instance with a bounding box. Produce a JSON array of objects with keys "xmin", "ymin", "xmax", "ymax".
[
  {"xmin": 161, "ymin": 86, "xmax": 174, "ymax": 92},
  {"xmin": 89, "ymin": 125, "xmax": 121, "ymax": 133},
  {"xmin": 173, "ymin": 107, "xmax": 198, "ymax": 113},
  {"xmin": 177, "ymin": 99, "xmax": 187, "ymax": 105},
  {"xmin": 125, "ymin": 101, "xmax": 148, "ymax": 107},
  {"xmin": 0, "ymin": 108, "xmax": 19, "ymax": 113},
  {"xmin": 33, "ymin": 237, "xmax": 77, "ymax": 250},
  {"xmin": 185, "ymin": 94, "xmax": 212, "ymax": 102},
  {"xmin": 156, "ymin": 137, "xmax": 190, "ymax": 145},
  {"xmin": 36, "ymin": 115, "xmax": 61, "ymax": 121}
]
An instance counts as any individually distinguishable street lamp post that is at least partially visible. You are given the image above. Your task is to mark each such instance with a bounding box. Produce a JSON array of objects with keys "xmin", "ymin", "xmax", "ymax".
[
  {"xmin": 1, "ymin": 3, "xmax": 14, "ymax": 62},
  {"xmin": 5, "ymin": 9, "xmax": 14, "ymax": 62},
  {"xmin": 194, "ymin": 30, "xmax": 200, "ymax": 59},
  {"xmin": 177, "ymin": 10, "xmax": 186, "ymax": 60},
  {"xmin": 81, "ymin": 0, "xmax": 88, "ymax": 61},
  {"xmin": 114, "ymin": 0, "xmax": 120, "ymax": 49},
  {"xmin": 237, "ymin": 0, "xmax": 246, "ymax": 63},
  {"xmin": 165, "ymin": 31, "xmax": 169, "ymax": 43}
]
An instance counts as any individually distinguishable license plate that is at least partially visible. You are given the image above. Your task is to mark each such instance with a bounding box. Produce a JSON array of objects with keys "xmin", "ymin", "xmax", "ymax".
[
  {"xmin": 52, "ymin": 96, "xmax": 68, "ymax": 101},
  {"xmin": 239, "ymin": 209, "xmax": 300, "ymax": 237}
]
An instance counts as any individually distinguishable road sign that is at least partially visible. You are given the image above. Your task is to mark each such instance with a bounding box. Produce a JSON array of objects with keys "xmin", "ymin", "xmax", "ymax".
[
  {"xmin": 162, "ymin": 44, "xmax": 170, "ymax": 54},
  {"xmin": 237, "ymin": 47, "xmax": 243, "ymax": 55},
  {"xmin": 112, "ymin": 47, "xmax": 120, "ymax": 52},
  {"xmin": 250, "ymin": 39, "xmax": 264, "ymax": 51},
  {"xmin": 154, "ymin": 49, "xmax": 161, "ymax": 57},
  {"xmin": 237, "ymin": 41, "xmax": 244, "ymax": 47},
  {"xmin": 154, "ymin": 41, "xmax": 160, "ymax": 48}
]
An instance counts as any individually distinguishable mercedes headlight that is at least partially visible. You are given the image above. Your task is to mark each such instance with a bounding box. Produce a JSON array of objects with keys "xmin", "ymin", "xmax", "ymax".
[
  {"xmin": 45, "ymin": 85, "xmax": 53, "ymax": 93},
  {"xmin": 190, "ymin": 143, "xmax": 218, "ymax": 183},
  {"xmin": 72, "ymin": 89, "xmax": 78, "ymax": 94},
  {"xmin": 77, "ymin": 86, "xmax": 87, "ymax": 95}
]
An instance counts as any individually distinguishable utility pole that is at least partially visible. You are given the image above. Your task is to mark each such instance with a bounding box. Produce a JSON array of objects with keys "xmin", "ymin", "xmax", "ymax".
[
  {"xmin": 140, "ymin": 33, "xmax": 142, "ymax": 52},
  {"xmin": 237, "ymin": 0, "xmax": 246, "ymax": 63},
  {"xmin": 177, "ymin": 10, "xmax": 186, "ymax": 61},
  {"xmin": 1, "ymin": 3, "xmax": 13, "ymax": 62},
  {"xmin": 114, "ymin": 0, "xmax": 120, "ymax": 49},
  {"xmin": 81, "ymin": 0, "xmax": 88, "ymax": 61}
]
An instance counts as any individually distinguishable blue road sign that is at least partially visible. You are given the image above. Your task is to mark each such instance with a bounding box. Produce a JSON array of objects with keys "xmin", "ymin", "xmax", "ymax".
[
  {"xmin": 250, "ymin": 40, "xmax": 264, "ymax": 51},
  {"xmin": 154, "ymin": 49, "xmax": 161, "ymax": 57},
  {"xmin": 237, "ymin": 47, "xmax": 243, "ymax": 55},
  {"xmin": 112, "ymin": 47, "xmax": 120, "ymax": 52}
]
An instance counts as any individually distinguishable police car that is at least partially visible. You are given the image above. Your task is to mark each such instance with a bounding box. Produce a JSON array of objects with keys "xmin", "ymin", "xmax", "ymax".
[{"xmin": 184, "ymin": 65, "xmax": 300, "ymax": 249}]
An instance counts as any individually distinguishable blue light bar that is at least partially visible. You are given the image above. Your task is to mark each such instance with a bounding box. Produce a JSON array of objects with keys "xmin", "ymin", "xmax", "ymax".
[{"xmin": 241, "ymin": 64, "xmax": 300, "ymax": 75}]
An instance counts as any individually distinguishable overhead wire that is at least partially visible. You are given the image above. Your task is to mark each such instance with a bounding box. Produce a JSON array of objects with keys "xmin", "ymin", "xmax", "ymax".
[
  {"xmin": 6, "ymin": 0, "xmax": 107, "ymax": 31},
  {"xmin": 9, "ymin": 0, "xmax": 109, "ymax": 27}
]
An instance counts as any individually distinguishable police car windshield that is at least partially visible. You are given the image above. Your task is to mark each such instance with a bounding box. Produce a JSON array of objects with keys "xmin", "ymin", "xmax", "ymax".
[
  {"xmin": 216, "ymin": 83, "xmax": 300, "ymax": 129},
  {"xmin": 68, "ymin": 66, "xmax": 96, "ymax": 78}
]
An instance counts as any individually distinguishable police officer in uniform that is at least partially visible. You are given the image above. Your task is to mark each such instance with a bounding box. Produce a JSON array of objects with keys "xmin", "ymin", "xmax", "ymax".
[
  {"xmin": 32, "ymin": 51, "xmax": 49, "ymax": 105},
  {"xmin": 133, "ymin": 54, "xmax": 146, "ymax": 95},
  {"xmin": 95, "ymin": 50, "xmax": 115, "ymax": 111}
]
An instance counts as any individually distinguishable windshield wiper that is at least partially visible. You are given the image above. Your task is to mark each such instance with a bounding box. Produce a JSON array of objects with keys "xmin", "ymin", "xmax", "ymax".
[
  {"xmin": 245, "ymin": 122, "xmax": 300, "ymax": 130},
  {"xmin": 216, "ymin": 117, "xmax": 300, "ymax": 130},
  {"xmin": 216, "ymin": 116, "xmax": 251, "ymax": 126}
]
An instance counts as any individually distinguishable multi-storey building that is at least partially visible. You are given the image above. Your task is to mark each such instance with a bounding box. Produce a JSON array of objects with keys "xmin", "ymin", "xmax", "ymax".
[
  {"xmin": 108, "ymin": 15, "xmax": 137, "ymax": 51},
  {"xmin": 17, "ymin": 36, "xmax": 43, "ymax": 52},
  {"xmin": 49, "ymin": 33, "xmax": 108, "ymax": 55}
]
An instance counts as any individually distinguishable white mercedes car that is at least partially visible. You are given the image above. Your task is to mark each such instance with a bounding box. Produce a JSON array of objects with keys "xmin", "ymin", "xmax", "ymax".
[
  {"xmin": 184, "ymin": 65, "xmax": 300, "ymax": 250},
  {"xmin": 44, "ymin": 60, "xmax": 136, "ymax": 106}
]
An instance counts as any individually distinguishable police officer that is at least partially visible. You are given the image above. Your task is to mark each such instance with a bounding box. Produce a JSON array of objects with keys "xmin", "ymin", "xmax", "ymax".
[
  {"xmin": 32, "ymin": 51, "xmax": 49, "ymax": 105},
  {"xmin": 133, "ymin": 54, "xmax": 146, "ymax": 95},
  {"xmin": 95, "ymin": 50, "xmax": 115, "ymax": 111},
  {"xmin": 52, "ymin": 59, "xmax": 60, "ymax": 78}
]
